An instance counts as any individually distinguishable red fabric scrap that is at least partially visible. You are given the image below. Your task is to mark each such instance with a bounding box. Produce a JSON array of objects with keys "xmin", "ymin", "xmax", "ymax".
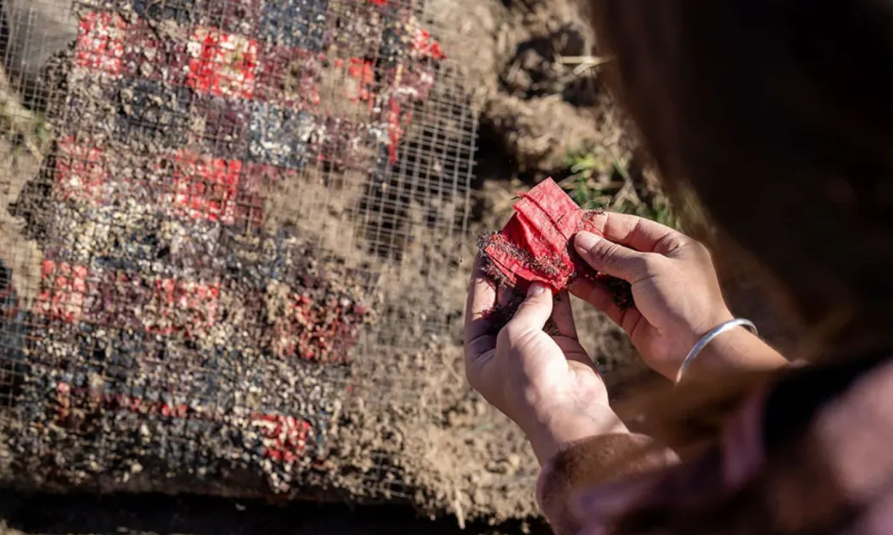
[
  {"xmin": 410, "ymin": 28, "xmax": 446, "ymax": 61},
  {"xmin": 480, "ymin": 178, "xmax": 633, "ymax": 307},
  {"xmin": 253, "ymin": 414, "xmax": 311, "ymax": 463},
  {"xmin": 75, "ymin": 11, "xmax": 127, "ymax": 74}
]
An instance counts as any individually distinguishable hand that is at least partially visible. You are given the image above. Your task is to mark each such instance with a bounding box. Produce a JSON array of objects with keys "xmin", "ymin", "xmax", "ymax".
[
  {"xmin": 465, "ymin": 256, "xmax": 627, "ymax": 464},
  {"xmin": 571, "ymin": 212, "xmax": 736, "ymax": 381}
]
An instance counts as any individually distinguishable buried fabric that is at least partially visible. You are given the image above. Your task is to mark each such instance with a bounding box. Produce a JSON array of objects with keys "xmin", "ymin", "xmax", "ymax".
[{"xmin": 479, "ymin": 178, "xmax": 634, "ymax": 313}]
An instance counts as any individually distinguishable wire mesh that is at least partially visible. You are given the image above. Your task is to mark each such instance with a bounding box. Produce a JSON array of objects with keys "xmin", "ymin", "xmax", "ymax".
[{"xmin": 0, "ymin": 0, "xmax": 476, "ymax": 503}]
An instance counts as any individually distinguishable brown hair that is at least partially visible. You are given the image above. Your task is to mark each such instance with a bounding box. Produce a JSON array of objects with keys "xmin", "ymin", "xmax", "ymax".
[
  {"xmin": 592, "ymin": 0, "xmax": 893, "ymax": 355},
  {"xmin": 589, "ymin": 0, "xmax": 893, "ymax": 532}
]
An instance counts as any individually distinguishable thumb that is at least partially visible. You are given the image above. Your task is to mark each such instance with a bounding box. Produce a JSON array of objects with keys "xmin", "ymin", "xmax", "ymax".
[
  {"xmin": 575, "ymin": 231, "xmax": 649, "ymax": 282},
  {"xmin": 507, "ymin": 283, "xmax": 553, "ymax": 332}
]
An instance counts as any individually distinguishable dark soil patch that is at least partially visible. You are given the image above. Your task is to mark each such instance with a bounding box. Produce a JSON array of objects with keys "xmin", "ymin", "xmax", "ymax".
[{"xmin": 0, "ymin": 491, "xmax": 547, "ymax": 535}]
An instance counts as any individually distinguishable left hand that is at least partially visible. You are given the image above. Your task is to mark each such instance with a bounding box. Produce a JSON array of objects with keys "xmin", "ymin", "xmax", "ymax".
[
  {"xmin": 570, "ymin": 212, "xmax": 786, "ymax": 381},
  {"xmin": 464, "ymin": 256, "xmax": 627, "ymax": 464}
]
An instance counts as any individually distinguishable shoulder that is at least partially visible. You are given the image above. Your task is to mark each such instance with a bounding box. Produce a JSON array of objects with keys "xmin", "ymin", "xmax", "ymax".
[{"xmin": 537, "ymin": 356, "xmax": 893, "ymax": 535}]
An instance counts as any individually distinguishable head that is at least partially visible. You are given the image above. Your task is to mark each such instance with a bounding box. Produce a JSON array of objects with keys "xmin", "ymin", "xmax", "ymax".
[
  {"xmin": 587, "ymin": 3, "xmax": 893, "ymax": 533},
  {"xmin": 590, "ymin": 0, "xmax": 893, "ymax": 360}
]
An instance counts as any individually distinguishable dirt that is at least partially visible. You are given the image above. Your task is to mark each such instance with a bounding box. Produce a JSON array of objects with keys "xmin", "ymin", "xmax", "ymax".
[
  {"xmin": 0, "ymin": 144, "xmax": 42, "ymax": 304},
  {"xmin": 0, "ymin": 0, "xmax": 540, "ymax": 528},
  {"xmin": 424, "ymin": 0, "xmax": 631, "ymax": 180},
  {"xmin": 419, "ymin": 0, "xmax": 657, "ymax": 397},
  {"xmin": 0, "ymin": 0, "xmax": 802, "ymax": 533}
]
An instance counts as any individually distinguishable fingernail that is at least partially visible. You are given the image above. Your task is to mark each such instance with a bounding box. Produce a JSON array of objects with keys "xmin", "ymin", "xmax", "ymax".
[
  {"xmin": 575, "ymin": 232, "xmax": 601, "ymax": 252},
  {"xmin": 527, "ymin": 283, "xmax": 547, "ymax": 296}
]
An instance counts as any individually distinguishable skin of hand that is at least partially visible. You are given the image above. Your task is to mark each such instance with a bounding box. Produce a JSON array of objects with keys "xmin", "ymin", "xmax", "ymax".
[
  {"xmin": 465, "ymin": 256, "xmax": 628, "ymax": 464},
  {"xmin": 572, "ymin": 212, "xmax": 787, "ymax": 381}
]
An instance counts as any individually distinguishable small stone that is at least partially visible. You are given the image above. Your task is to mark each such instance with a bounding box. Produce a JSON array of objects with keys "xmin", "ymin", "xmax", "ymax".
[{"xmin": 507, "ymin": 454, "xmax": 521, "ymax": 469}]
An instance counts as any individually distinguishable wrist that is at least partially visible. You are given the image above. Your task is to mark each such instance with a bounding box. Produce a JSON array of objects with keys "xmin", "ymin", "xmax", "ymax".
[
  {"xmin": 689, "ymin": 307, "xmax": 736, "ymax": 348},
  {"xmin": 521, "ymin": 403, "xmax": 629, "ymax": 465},
  {"xmin": 651, "ymin": 309, "xmax": 737, "ymax": 380},
  {"xmin": 683, "ymin": 322, "xmax": 788, "ymax": 381}
]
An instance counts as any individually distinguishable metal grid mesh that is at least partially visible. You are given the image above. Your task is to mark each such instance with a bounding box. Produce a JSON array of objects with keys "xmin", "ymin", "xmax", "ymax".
[{"xmin": 0, "ymin": 0, "xmax": 475, "ymax": 502}]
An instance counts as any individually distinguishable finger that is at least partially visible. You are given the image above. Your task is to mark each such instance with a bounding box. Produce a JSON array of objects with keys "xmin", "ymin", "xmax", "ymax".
[
  {"xmin": 550, "ymin": 291, "xmax": 578, "ymax": 339},
  {"xmin": 464, "ymin": 255, "xmax": 497, "ymax": 352},
  {"xmin": 570, "ymin": 278, "xmax": 645, "ymax": 336},
  {"xmin": 569, "ymin": 278, "xmax": 625, "ymax": 325},
  {"xmin": 553, "ymin": 337, "xmax": 599, "ymax": 370},
  {"xmin": 506, "ymin": 283, "xmax": 553, "ymax": 334},
  {"xmin": 497, "ymin": 281, "xmax": 522, "ymax": 310},
  {"xmin": 575, "ymin": 232, "xmax": 651, "ymax": 283},
  {"xmin": 587, "ymin": 212, "xmax": 685, "ymax": 254},
  {"xmin": 617, "ymin": 304, "xmax": 644, "ymax": 339}
]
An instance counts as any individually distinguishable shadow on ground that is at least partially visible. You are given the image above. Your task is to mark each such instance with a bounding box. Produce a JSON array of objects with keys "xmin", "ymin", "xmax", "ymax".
[{"xmin": 0, "ymin": 491, "xmax": 547, "ymax": 535}]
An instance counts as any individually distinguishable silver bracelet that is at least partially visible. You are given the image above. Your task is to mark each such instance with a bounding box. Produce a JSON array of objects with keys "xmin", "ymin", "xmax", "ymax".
[{"xmin": 675, "ymin": 318, "xmax": 759, "ymax": 384}]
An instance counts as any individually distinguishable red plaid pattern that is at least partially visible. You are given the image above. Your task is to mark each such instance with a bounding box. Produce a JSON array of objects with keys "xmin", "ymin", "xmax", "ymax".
[
  {"xmin": 54, "ymin": 381, "xmax": 312, "ymax": 462},
  {"xmin": 10, "ymin": 0, "xmax": 457, "ymax": 489},
  {"xmin": 38, "ymin": 260, "xmax": 91, "ymax": 323},
  {"xmin": 347, "ymin": 57, "xmax": 376, "ymax": 105},
  {"xmin": 39, "ymin": 263, "xmax": 219, "ymax": 336},
  {"xmin": 54, "ymin": 137, "xmax": 106, "ymax": 203},
  {"xmin": 253, "ymin": 414, "xmax": 312, "ymax": 462},
  {"xmin": 410, "ymin": 27, "xmax": 446, "ymax": 60},
  {"xmin": 147, "ymin": 277, "xmax": 221, "ymax": 335},
  {"xmin": 271, "ymin": 292, "xmax": 366, "ymax": 362},
  {"xmin": 70, "ymin": 7, "xmax": 448, "ymax": 181},
  {"xmin": 76, "ymin": 11, "xmax": 127, "ymax": 74},
  {"xmin": 171, "ymin": 151, "xmax": 242, "ymax": 223},
  {"xmin": 187, "ymin": 27, "xmax": 259, "ymax": 99}
]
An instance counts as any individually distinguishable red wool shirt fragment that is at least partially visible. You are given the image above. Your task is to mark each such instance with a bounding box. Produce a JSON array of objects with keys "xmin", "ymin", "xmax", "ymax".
[{"xmin": 480, "ymin": 178, "xmax": 632, "ymax": 307}]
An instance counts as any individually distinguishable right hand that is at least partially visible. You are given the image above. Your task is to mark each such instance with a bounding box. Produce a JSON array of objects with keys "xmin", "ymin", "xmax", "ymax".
[{"xmin": 571, "ymin": 212, "xmax": 734, "ymax": 380}]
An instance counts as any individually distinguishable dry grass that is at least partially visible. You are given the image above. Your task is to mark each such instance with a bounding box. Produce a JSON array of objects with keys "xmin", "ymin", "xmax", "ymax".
[
  {"xmin": 559, "ymin": 146, "xmax": 678, "ymax": 228},
  {"xmin": 0, "ymin": 65, "xmax": 51, "ymax": 162}
]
